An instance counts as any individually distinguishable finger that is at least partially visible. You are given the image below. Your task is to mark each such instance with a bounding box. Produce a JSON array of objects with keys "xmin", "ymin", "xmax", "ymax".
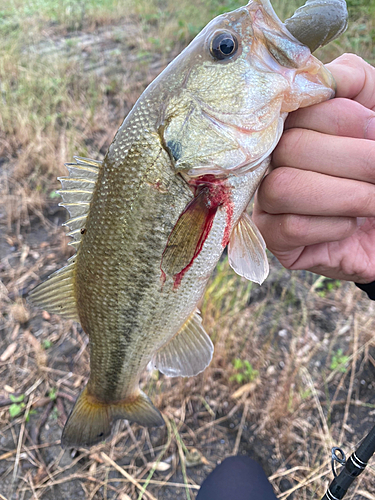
[
  {"xmin": 284, "ymin": 98, "xmax": 375, "ymax": 140},
  {"xmin": 272, "ymin": 129, "xmax": 375, "ymax": 183},
  {"xmin": 326, "ymin": 54, "xmax": 375, "ymax": 111},
  {"xmin": 257, "ymin": 168, "xmax": 375, "ymax": 217},
  {"xmin": 252, "ymin": 209, "xmax": 357, "ymax": 255},
  {"xmin": 290, "ymin": 218, "xmax": 375, "ymax": 283}
]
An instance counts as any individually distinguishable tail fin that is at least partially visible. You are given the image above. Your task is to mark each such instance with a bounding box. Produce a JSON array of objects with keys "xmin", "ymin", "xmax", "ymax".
[{"xmin": 61, "ymin": 387, "xmax": 165, "ymax": 448}]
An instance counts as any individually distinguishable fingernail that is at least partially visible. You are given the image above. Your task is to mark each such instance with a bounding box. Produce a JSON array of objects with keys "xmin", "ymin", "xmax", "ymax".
[
  {"xmin": 357, "ymin": 217, "xmax": 367, "ymax": 227},
  {"xmin": 365, "ymin": 117, "xmax": 375, "ymax": 140}
]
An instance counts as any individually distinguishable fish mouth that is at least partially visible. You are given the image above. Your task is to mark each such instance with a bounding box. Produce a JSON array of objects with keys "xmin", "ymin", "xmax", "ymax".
[{"xmin": 241, "ymin": 0, "xmax": 335, "ymax": 95}]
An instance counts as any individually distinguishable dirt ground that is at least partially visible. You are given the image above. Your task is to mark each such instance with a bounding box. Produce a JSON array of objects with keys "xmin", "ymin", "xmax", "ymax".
[{"xmin": 1, "ymin": 13, "xmax": 375, "ymax": 500}]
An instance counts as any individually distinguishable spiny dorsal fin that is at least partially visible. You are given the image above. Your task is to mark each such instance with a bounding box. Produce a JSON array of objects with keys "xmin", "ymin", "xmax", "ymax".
[
  {"xmin": 152, "ymin": 310, "xmax": 213, "ymax": 377},
  {"xmin": 58, "ymin": 156, "xmax": 101, "ymax": 247},
  {"xmin": 58, "ymin": 155, "xmax": 100, "ymax": 220},
  {"xmin": 28, "ymin": 156, "xmax": 101, "ymax": 320}
]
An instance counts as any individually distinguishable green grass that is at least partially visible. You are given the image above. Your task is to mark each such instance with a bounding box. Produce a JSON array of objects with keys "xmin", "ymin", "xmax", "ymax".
[{"xmin": 1, "ymin": 0, "xmax": 374, "ymax": 206}]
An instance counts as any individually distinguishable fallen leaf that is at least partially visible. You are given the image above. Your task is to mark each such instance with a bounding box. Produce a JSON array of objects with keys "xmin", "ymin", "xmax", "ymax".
[
  {"xmin": 11, "ymin": 324, "xmax": 20, "ymax": 340},
  {"xmin": 23, "ymin": 330, "xmax": 47, "ymax": 367},
  {"xmin": 20, "ymin": 244, "xmax": 29, "ymax": 265},
  {"xmin": 0, "ymin": 342, "xmax": 17, "ymax": 362},
  {"xmin": 89, "ymin": 461, "xmax": 97, "ymax": 475},
  {"xmin": 0, "ymin": 450, "xmax": 16, "ymax": 460},
  {"xmin": 89, "ymin": 452, "xmax": 104, "ymax": 464},
  {"xmin": 34, "ymin": 466, "xmax": 48, "ymax": 484},
  {"xmin": 185, "ymin": 448, "xmax": 208, "ymax": 468},
  {"xmin": 10, "ymin": 299, "xmax": 30, "ymax": 324},
  {"xmin": 73, "ymin": 375, "xmax": 84, "ymax": 388},
  {"xmin": 231, "ymin": 381, "xmax": 259, "ymax": 400},
  {"xmin": 149, "ymin": 461, "xmax": 170, "ymax": 471},
  {"xmin": 42, "ymin": 311, "xmax": 51, "ymax": 320}
]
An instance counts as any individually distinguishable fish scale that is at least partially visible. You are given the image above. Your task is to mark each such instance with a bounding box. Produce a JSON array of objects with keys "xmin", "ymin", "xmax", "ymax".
[
  {"xmin": 28, "ymin": 0, "xmax": 347, "ymax": 448},
  {"xmin": 78, "ymin": 114, "xmax": 193, "ymax": 399}
]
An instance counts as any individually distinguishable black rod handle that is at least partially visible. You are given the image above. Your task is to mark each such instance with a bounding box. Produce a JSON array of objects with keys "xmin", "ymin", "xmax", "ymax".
[{"xmin": 322, "ymin": 422, "xmax": 375, "ymax": 500}]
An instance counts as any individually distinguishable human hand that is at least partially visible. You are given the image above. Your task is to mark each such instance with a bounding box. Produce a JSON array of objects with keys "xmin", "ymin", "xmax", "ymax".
[{"xmin": 253, "ymin": 53, "xmax": 375, "ymax": 284}]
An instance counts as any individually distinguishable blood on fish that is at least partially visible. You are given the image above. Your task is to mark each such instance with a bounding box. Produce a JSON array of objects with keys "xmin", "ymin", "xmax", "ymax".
[
  {"xmin": 172, "ymin": 204, "xmax": 217, "ymax": 289},
  {"xmin": 160, "ymin": 268, "xmax": 167, "ymax": 287},
  {"xmin": 223, "ymin": 200, "xmax": 234, "ymax": 247},
  {"xmin": 200, "ymin": 178, "xmax": 234, "ymax": 248},
  {"xmin": 164, "ymin": 176, "xmax": 234, "ymax": 289}
]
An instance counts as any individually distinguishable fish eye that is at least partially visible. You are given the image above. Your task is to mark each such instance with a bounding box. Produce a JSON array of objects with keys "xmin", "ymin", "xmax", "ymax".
[{"xmin": 210, "ymin": 32, "xmax": 238, "ymax": 60}]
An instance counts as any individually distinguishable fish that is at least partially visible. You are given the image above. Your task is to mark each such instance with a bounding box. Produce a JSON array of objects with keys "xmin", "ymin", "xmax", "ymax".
[{"xmin": 28, "ymin": 0, "xmax": 347, "ymax": 448}]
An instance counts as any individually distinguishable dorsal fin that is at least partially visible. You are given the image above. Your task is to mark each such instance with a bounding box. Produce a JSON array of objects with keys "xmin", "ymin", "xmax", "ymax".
[
  {"xmin": 28, "ymin": 157, "xmax": 100, "ymax": 319},
  {"xmin": 58, "ymin": 156, "xmax": 101, "ymax": 247}
]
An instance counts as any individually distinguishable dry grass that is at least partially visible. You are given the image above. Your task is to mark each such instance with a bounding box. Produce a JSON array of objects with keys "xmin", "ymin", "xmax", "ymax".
[
  {"xmin": 1, "ymin": 0, "xmax": 375, "ymax": 499},
  {"xmin": 2, "ymin": 247, "xmax": 375, "ymax": 499}
]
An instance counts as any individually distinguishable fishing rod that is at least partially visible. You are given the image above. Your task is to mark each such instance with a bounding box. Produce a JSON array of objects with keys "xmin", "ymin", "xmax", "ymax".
[{"xmin": 322, "ymin": 422, "xmax": 375, "ymax": 500}]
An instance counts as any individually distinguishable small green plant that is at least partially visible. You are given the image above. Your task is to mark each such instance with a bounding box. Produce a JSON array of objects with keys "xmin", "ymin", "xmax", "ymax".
[
  {"xmin": 48, "ymin": 387, "xmax": 57, "ymax": 400},
  {"xmin": 230, "ymin": 359, "xmax": 258, "ymax": 384},
  {"xmin": 49, "ymin": 191, "xmax": 60, "ymax": 199},
  {"xmin": 50, "ymin": 406, "xmax": 59, "ymax": 420},
  {"xmin": 9, "ymin": 394, "xmax": 26, "ymax": 418},
  {"xmin": 315, "ymin": 277, "xmax": 342, "ymax": 297},
  {"xmin": 42, "ymin": 339, "xmax": 53, "ymax": 349},
  {"xmin": 300, "ymin": 388, "xmax": 312, "ymax": 400},
  {"xmin": 330, "ymin": 349, "xmax": 350, "ymax": 373}
]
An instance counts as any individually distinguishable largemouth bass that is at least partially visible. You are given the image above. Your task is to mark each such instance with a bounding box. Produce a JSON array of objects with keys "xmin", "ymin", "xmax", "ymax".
[{"xmin": 29, "ymin": 0, "xmax": 347, "ymax": 448}]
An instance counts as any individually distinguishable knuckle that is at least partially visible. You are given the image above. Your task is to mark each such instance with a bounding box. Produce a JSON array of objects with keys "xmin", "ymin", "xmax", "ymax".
[
  {"xmin": 259, "ymin": 167, "xmax": 298, "ymax": 213},
  {"xmin": 347, "ymin": 185, "xmax": 375, "ymax": 215},
  {"xmin": 329, "ymin": 99, "xmax": 360, "ymax": 135},
  {"xmin": 345, "ymin": 217, "xmax": 358, "ymax": 236},
  {"xmin": 280, "ymin": 215, "xmax": 309, "ymax": 242},
  {"xmin": 361, "ymin": 187, "xmax": 375, "ymax": 215},
  {"xmin": 334, "ymin": 53, "xmax": 366, "ymax": 69},
  {"xmin": 360, "ymin": 142, "xmax": 375, "ymax": 183},
  {"xmin": 273, "ymin": 128, "xmax": 306, "ymax": 166},
  {"xmin": 335, "ymin": 217, "xmax": 358, "ymax": 240}
]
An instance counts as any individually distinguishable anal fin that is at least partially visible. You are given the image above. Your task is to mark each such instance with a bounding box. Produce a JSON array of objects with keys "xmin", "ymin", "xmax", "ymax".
[
  {"xmin": 152, "ymin": 310, "xmax": 213, "ymax": 377},
  {"xmin": 28, "ymin": 261, "xmax": 79, "ymax": 321},
  {"xmin": 228, "ymin": 212, "xmax": 269, "ymax": 285},
  {"xmin": 61, "ymin": 387, "xmax": 164, "ymax": 448}
]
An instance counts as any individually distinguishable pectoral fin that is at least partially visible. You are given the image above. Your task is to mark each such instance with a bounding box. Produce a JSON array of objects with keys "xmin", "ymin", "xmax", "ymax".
[
  {"xmin": 228, "ymin": 212, "xmax": 269, "ymax": 285},
  {"xmin": 161, "ymin": 188, "xmax": 216, "ymax": 277},
  {"xmin": 152, "ymin": 310, "xmax": 213, "ymax": 377}
]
